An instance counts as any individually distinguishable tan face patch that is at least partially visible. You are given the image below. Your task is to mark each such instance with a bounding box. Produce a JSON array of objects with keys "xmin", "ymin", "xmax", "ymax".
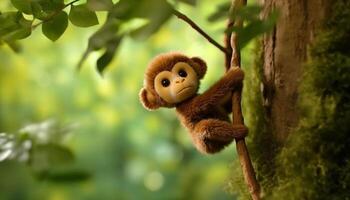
[{"xmin": 154, "ymin": 62, "xmax": 199, "ymax": 104}]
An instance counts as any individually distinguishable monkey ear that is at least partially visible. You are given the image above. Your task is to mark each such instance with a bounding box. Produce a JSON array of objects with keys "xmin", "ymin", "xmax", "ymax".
[
  {"xmin": 139, "ymin": 88, "xmax": 160, "ymax": 110},
  {"xmin": 191, "ymin": 57, "xmax": 207, "ymax": 79}
]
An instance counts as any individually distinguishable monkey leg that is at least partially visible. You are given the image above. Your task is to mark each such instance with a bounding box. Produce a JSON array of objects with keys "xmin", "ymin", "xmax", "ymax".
[{"xmin": 191, "ymin": 119, "xmax": 248, "ymax": 154}]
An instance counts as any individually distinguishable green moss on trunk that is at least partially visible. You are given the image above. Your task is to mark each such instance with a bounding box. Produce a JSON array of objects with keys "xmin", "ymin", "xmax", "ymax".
[{"xmin": 270, "ymin": 0, "xmax": 350, "ymax": 199}]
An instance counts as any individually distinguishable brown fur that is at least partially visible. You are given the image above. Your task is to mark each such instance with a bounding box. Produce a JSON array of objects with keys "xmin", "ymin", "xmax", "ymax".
[{"xmin": 140, "ymin": 52, "xmax": 247, "ymax": 154}]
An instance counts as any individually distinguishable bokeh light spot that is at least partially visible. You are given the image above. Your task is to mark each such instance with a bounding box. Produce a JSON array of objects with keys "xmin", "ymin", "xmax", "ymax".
[{"xmin": 143, "ymin": 171, "xmax": 164, "ymax": 191}]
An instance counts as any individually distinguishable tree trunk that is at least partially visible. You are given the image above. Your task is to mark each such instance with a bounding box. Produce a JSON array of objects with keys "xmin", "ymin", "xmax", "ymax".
[
  {"xmin": 232, "ymin": 0, "xmax": 349, "ymax": 198},
  {"xmin": 261, "ymin": 0, "xmax": 330, "ymax": 144},
  {"xmin": 256, "ymin": 0, "xmax": 331, "ymax": 196}
]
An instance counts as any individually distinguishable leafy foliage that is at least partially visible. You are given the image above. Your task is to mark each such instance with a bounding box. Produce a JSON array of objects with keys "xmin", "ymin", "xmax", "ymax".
[
  {"xmin": 0, "ymin": 120, "xmax": 90, "ymax": 182},
  {"xmin": 0, "ymin": 1, "xmax": 280, "ymax": 199},
  {"xmin": 0, "ymin": 0, "xmax": 277, "ymax": 74},
  {"xmin": 209, "ymin": 3, "xmax": 278, "ymax": 49},
  {"xmin": 0, "ymin": 12, "xmax": 32, "ymax": 41},
  {"xmin": 0, "ymin": 1, "xmax": 241, "ymax": 198},
  {"xmin": 0, "ymin": 0, "xmax": 186, "ymax": 74},
  {"xmin": 78, "ymin": 0, "xmax": 176, "ymax": 74},
  {"xmin": 0, "ymin": 0, "xmax": 99, "ymax": 47}
]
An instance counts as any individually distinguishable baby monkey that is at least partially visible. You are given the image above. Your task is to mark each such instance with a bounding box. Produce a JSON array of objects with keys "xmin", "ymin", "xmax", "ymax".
[{"xmin": 140, "ymin": 52, "xmax": 248, "ymax": 154}]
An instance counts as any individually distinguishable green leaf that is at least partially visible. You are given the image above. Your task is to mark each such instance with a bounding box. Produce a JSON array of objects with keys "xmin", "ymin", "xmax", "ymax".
[
  {"xmin": 11, "ymin": 0, "xmax": 33, "ymax": 14},
  {"xmin": 232, "ymin": 5, "xmax": 263, "ymax": 21},
  {"xmin": 133, "ymin": 0, "xmax": 173, "ymax": 19},
  {"xmin": 87, "ymin": 0, "xmax": 113, "ymax": 11},
  {"xmin": 69, "ymin": 4, "xmax": 99, "ymax": 27},
  {"xmin": 37, "ymin": 0, "xmax": 64, "ymax": 13},
  {"xmin": 2, "ymin": 26, "xmax": 31, "ymax": 41},
  {"xmin": 97, "ymin": 37, "xmax": 122, "ymax": 75},
  {"xmin": 0, "ymin": 12, "xmax": 32, "ymax": 41},
  {"xmin": 128, "ymin": 0, "xmax": 173, "ymax": 39},
  {"xmin": 230, "ymin": 10, "xmax": 279, "ymax": 49},
  {"xmin": 45, "ymin": 168, "xmax": 91, "ymax": 182},
  {"xmin": 31, "ymin": 2, "xmax": 49, "ymax": 20},
  {"xmin": 77, "ymin": 19, "xmax": 120, "ymax": 69},
  {"xmin": 5, "ymin": 41, "xmax": 22, "ymax": 52},
  {"xmin": 0, "ymin": 12, "xmax": 22, "ymax": 37},
  {"xmin": 42, "ymin": 11, "xmax": 68, "ymax": 41},
  {"xmin": 117, "ymin": 18, "xmax": 149, "ymax": 35},
  {"xmin": 207, "ymin": 2, "xmax": 230, "ymax": 22},
  {"xmin": 30, "ymin": 144, "xmax": 75, "ymax": 172},
  {"xmin": 208, "ymin": 4, "xmax": 263, "ymax": 22},
  {"xmin": 88, "ymin": 21, "xmax": 120, "ymax": 50},
  {"xmin": 108, "ymin": 0, "xmax": 138, "ymax": 20},
  {"xmin": 110, "ymin": 0, "xmax": 173, "ymax": 21}
]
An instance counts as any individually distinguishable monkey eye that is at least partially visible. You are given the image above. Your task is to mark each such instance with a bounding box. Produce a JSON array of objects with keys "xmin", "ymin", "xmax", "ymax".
[
  {"xmin": 161, "ymin": 78, "xmax": 170, "ymax": 87},
  {"xmin": 178, "ymin": 69, "xmax": 187, "ymax": 77}
]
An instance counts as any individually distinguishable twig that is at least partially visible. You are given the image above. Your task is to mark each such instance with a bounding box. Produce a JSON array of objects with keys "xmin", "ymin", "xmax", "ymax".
[
  {"xmin": 224, "ymin": 21, "xmax": 234, "ymax": 70},
  {"xmin": 172, "ymin": 9, "xmax": 228, "ymax": 54},
  {"xmin": 32, "ymin": 0, "xmax": 80, "ymax": 29},
  {"xmin": 229, "ymin": 0, "xmax": 261, "ymax": 200}
]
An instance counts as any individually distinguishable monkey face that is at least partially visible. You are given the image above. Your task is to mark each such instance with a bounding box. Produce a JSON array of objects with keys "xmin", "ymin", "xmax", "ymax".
[{"xmin": 154, "ymin": 62, "xmax": 199, "ymax": 104}]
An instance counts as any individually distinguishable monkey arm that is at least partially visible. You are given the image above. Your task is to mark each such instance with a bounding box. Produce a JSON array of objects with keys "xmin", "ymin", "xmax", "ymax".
[{"xmin": 194, "ymin": 67, "xmax": 244, "ymax": 110}]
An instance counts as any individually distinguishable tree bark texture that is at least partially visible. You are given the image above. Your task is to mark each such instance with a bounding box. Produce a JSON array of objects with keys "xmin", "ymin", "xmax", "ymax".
[{"xmin": 260, "ymin": 0, "xmax": 330, "ymax": 143}]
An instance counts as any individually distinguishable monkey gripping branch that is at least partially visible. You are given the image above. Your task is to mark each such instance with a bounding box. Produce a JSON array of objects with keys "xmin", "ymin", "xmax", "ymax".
[{"xmin": 140, "ymin": 0, "xmax": 263, "ymax": 199}]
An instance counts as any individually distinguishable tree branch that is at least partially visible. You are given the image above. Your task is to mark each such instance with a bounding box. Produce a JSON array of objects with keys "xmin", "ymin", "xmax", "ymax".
[
  {"xmin": 229, "ymin": 0, "xmax": 244, "ymax": 68},
  {"xmin": 172, "ymin": 9, "xmax": 228, "ymax": 54},
  {"xmin": 224, "ymin": 20, "xmax": 234, "ymax": 71},
  {"xmin": 229, "ymin": 0, "xmax": 261, "ymax": 200}
]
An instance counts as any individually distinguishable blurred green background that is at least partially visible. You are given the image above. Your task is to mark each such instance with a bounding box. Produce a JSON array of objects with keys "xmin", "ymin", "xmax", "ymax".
[{"xmin": 0, "ymin": 1, "xmax": 256, "ymax": 199}]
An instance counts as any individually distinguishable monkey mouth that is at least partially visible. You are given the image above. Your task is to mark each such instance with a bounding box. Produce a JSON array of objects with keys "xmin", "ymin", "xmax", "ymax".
[{"xmin": 177, "ymin": 86, "xmax": 193, "ymax": 94}]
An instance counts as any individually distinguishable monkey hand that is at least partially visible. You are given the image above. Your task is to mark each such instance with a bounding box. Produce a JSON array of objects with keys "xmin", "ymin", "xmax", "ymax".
[
  {"xmin": 229, "ymin": 66, "xmax": 243, "ymax": 76},
  {"xmin": 232, "ymin": 124, "xmax": 248, "ymax": 139},
  {"xmin": 223, "ymin": 66, "xmax": 244, "ymax": 86},
  {"xmin": 228, "ymin": 66, "xmax": 240, "ymax": 72}
]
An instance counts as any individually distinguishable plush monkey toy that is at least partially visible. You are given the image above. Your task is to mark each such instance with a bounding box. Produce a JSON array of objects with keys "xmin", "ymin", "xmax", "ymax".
[{"xmin": 139, "ymin": 52, "xmax": 248, "ymax": 154}]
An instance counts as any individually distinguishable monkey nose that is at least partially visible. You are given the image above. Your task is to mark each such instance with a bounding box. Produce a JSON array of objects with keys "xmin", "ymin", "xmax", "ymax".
[{"xmin": 175, "ymin": 78, "xmax": 185, "ymax": 84}]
